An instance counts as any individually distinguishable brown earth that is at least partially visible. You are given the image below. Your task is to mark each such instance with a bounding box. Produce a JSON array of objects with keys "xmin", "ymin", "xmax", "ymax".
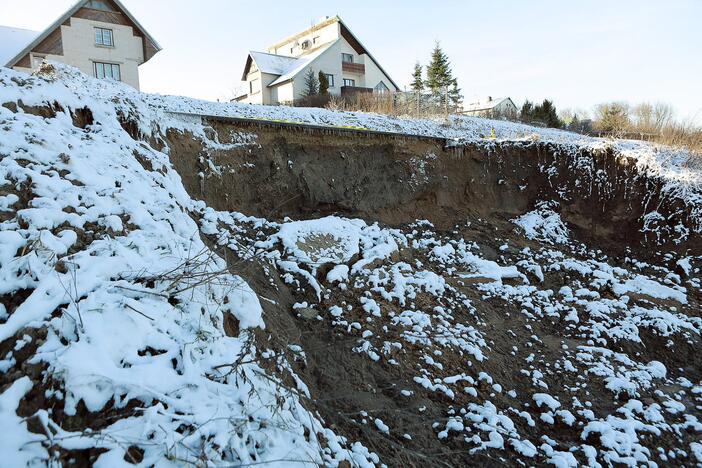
[
  {"xmin": 171, "ymin": 119, "xmax": 700, "ymax": 466},
  {"xmin": 165, "ymin": 118, "xmax": 701, "ymax": 260}
]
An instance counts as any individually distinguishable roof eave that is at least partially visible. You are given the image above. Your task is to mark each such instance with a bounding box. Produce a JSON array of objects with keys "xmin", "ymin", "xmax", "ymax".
[
  {"xmin": 266, "ymin": 15, "xmax": 340, "ymax": 53},
  {"xmin": 266, "ymin": 39, "xmax": 339, "ymax": 88},
  {"xmin": 337, "ymin": 19, "xmax": 399, "ymax": 91}
]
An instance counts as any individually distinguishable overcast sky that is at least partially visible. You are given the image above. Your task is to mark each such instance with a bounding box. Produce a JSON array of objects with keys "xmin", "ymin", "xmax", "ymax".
[{"xmin": 2, "ymin": 0, "xmax": 701, "ymax": 122}]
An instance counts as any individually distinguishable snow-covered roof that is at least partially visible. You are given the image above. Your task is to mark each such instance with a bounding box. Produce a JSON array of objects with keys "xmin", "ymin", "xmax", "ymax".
[
  {"xmin": 265, "ymin": 16, "xmax": 398, "ymax": 90},
  {"xmin": 0, "ymin": 26, "xmax": 39, "ymax": 66},
  {"xmin": 267, "ymin": 41, "xmax": 337, "ymax": 87},
  {"xmin": 249, "ymin": 51, "xmax": 299, "ymax": 76},
  {"xmin": 242, "ymin": 41, "xmax": 338, "ymax": 88},
  {"xmin": 463, "ymin": 97, "xmax": 515, "ymax": 113}
]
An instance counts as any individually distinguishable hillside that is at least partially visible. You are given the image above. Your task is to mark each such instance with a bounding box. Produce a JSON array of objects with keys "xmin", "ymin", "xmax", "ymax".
[{"xmin": 1, "ymin": 64, "xmax": 701, "ymax": 467}]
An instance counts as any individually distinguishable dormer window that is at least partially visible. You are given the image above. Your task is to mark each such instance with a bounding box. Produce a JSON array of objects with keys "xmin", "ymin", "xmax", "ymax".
[
  {"xmin": 342, "ymin": 53, "xmax": 354, "ymax": 63},
  {"xmin": 95, "ymin": 27, "xmax": 114, "ymax": 46}
]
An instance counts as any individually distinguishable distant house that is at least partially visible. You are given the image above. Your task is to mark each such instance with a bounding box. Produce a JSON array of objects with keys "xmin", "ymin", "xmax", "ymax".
[
  {"xmin": 0, "ymin": 0, "xmax": 160, "ymax": 90},
  {"xmin": 462, "ymin": 97, "xmax": 518, "ymax": 118},
  {"xmin": 235, "ymin": 16, "xmax": 399, "ymax": 105}
]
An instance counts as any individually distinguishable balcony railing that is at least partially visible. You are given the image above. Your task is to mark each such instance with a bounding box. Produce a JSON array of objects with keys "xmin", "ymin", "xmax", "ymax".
[
  {"xmin": 342, "ymin": 61, "xmax": 365, "ymax": 74},
  {"xmin": 340, "ymin": 86, "xmax": 373, "ymax": 96}
]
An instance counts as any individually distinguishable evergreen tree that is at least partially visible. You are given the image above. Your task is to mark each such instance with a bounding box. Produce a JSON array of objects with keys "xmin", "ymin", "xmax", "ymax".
[
  {"xmin": 318, "ymin": 71, "xmax": 329, "ymax": 95},
  {"xmin": 410, "ymin": 62, "xmax": 424, "ymax": 92},
  {"xmin": 594, "ymin": 102, "xmax": 630, "ymax": 133},
  {"xmin": 535, "ymin": 99, "xmax": 562, "ymax": 128},
  {"xmin": 520, "ymin": 99, "xmax": 562, "ymax": 128},
  {"xmin": 303, "ymin": 69, "xmax": 319, "ymax": 96},
  {"xmin": 569, "ymin": 113, "xmax": 580, "ymax": 131},
  {"xmin": 425, "ymin": 41, "xmax": 453, "ymax": 96},
  {"xmin": 449, "ymin": 79, "xmax": 462, "ymax": 109},
  {"xmin": 520, "ymin": 100, "xmax": 534, "ymax": 121}
]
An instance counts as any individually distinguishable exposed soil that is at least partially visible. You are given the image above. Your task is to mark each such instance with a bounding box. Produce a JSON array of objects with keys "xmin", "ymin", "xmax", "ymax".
[
  {"xmin": 163, "ymin": 119, "xmax": 702, "ymax": 466},
  {"xmin": 166, "ymin": 119, "xmax": 701, "ymax": 260}
]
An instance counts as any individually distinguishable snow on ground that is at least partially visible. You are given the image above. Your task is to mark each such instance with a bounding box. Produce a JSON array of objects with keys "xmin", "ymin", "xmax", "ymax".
[
  {"xmin": 1, "ymin": 63, "xmax": 701, "ymax": 466},
  {"xmin": 513, "ymin": 202, "xmax": 570, "ymax": 245},
  {"xmin": 205, "ymin": 211, "xmax": 702, "ymax": 466},
  {"xmin": 36, "ymin": 63, "xmax": 702, "ymax": 239},
  {"xmin": 0, "ymin": 64, "xmax": 376, "ymax": 466}
]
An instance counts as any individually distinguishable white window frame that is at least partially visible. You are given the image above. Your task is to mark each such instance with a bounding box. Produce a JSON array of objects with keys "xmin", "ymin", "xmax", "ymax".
[
  {"xmin": 249, "ymin": 78, "xmax": 259, "ymax": 94},
  {"xmin": 94, "ymin": 62, "xmax": 121, "ymax": 81},
  {"xmin": 94, "ymin": 27, "xmax": 114, "ymax": 47},
  {"xmin": 325, "ymin": 74, "xmax": 335, "ymax": 88},
  {"xmin": 342, "ymin": 53, "xmax": 354, "ymax": 63},
  {"xmin": 343, "ymin": 78, "xmax": 355, "ymax": 87},
  {"xmin": 374, "ymin": 81, "xmax": 389, "ymax": 93},
  {"xmin": 31, "ymin": 54, "xmax": 46, "ymax": 70}
]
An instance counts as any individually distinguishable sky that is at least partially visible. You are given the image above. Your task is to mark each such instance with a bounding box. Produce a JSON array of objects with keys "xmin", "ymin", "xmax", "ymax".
[{"xmin": 1, "ymin": 0, "xmax": 701, "ymax": 123}]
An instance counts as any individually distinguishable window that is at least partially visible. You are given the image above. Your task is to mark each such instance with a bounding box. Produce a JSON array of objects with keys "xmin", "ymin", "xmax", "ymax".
[
  {"xmin": 94, "ymin": 27, "xmax": 114, "ymax": 46},
  {"xmin": 343, "ymin": 78, "xmax": 355, "ymax": 87},
  {"xmin": 249, "ymin": 78, "xmax": 259, "ymax": 94},
  {"xmin": 325, "ymin": 74, "xmax": 334, "ymax": 88},
  {"xmin": 94, "ymin": 62, "xmax": 121, "ymax": 81},
  {"xmin": 374, "ymin": 81, "xmax": 389, "ymax": 93},
  {"xmin": 342, "ymin": 53, "xmax": 354, "ymax": 63},
  {"xmin": 31, "ymin": 55, "xmax": 45, "ymax": 69},
  {"xmin": 87, "ymin": 0, "xmax": 116, "ymax": 11}
]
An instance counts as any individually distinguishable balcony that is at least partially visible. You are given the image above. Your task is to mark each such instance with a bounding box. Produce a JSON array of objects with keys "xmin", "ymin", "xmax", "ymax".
[
  {"xmin": 342, "ymin": 61, "xmax": 365, "ymax": 74},
  {"xmin": 340, "ymin": 86, "xmax": 373, "ymax": 97}
]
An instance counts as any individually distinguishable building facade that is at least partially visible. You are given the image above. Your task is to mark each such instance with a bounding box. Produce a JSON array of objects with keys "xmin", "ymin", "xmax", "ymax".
[
  {"xmin": 462, "ymin": 97, "xmax": 518, "ymax": 118},
  {"xmin": 236, "ymin": 16, "xmax": 398, "ymax": 105},
  {"xmin": 0, "ymin": 0, "xmax": 160, "ymax": 90}
]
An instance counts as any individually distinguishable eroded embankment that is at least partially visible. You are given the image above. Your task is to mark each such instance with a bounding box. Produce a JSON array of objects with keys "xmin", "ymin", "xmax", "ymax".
[
  {"xmin": 3, "ymin": 64, "xmax": 700, "ymax": 467},
  {"xmin": 164, "ymin": 117, "xmax": 701, "ymax": 259}
]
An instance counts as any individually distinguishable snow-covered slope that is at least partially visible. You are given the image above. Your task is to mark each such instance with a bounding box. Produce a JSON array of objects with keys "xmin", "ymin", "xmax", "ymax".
[
  {"xmin": 1, "ymin": 64, "xmax": 701, "ymax": 467},
  {"xmin": 0, "ymin": 64, "xmax": 377, "ymax": 466}
]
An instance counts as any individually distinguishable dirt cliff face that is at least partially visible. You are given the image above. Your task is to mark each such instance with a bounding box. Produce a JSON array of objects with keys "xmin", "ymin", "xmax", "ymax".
[
  {"xmin": 165, "ymin": 119, "xmax": 700, "ymax": 259},
  {"xmin": 161, "ymin": 119, "xmax": 702, "ymax": 466}
]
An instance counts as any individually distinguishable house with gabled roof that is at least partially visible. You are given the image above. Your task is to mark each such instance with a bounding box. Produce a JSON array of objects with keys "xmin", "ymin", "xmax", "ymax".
[
  {"xmin": 462, "ymin": 97, "xmax": 518, "ymax": 118},
  {"xmin": 235, "ymin": 16, "xmax": 399, "ymax": 105},
  {"xmin": 0, "ymin": 0, "xmax": 160, "ymax": 90}
]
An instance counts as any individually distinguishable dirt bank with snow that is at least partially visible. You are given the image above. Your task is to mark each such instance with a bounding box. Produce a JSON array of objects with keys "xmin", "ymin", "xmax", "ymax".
[
  {"xmin": 164, "ymin": 117, "xmax": 701, "ymax": 259},
  {"xmin": 1, "ymin": 64, "xmax": 701, "ymax": 467}
]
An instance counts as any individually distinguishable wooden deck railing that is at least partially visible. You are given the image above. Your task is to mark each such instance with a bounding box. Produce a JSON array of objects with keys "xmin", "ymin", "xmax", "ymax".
[{"xmin": 342, "ymin": 62, "xmax": 365, "ymax": 74}]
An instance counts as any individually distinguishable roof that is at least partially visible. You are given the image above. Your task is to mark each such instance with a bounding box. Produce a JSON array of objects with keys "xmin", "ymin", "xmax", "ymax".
[
  {"xmin": 335, "ymin": 18, "xmax": 399, "ymax": 90},
  {"xmin": 267, "ymin": 16, "xmax": 340, "ymax": 53},
  {"xmin": 249, "ymin": 51, "xmax": 299, "ymax": 76},
  {"xmin": 241, "ymin": 40, "xmax": 338, "ymax": 88},
  {"xmin": 267, "ymin": 41, "xmax": 337, "ymax": 87},
  {"xmin": 463, "ymin": 97, "xmax": 516, "ymax": 113},
  {"xmin": 4, "ymin": 0, "xmax": 161, "ymax": 67},
  {"xmin": 0, "ymin": 26, "xmax": 39, "ymax": 66},
  {"xmin": 250, "ymin": 16, "xmax": 399, "ymax": 91}
]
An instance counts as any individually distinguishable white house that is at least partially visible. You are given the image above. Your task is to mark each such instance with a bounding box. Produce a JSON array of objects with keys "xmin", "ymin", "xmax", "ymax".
[
  {"xmin": 235, "ymin": 16, "xmax": 399, "ymax": 105},
  {"xmin": 462, "ymin": 97, "xmax": 518, "ymax": 118},
  {"xmin": 0, "ymin": 0, "xmax": 160, "ymax": 90}
]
